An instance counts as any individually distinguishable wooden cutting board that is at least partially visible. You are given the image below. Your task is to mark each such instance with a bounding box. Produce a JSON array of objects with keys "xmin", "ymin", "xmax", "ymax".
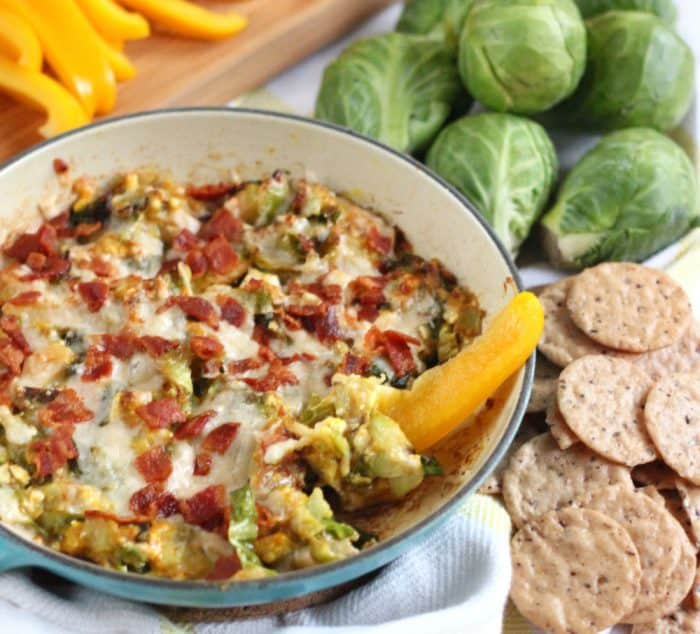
[{"xmin": 0, "ymin": 0, "xmax": 395, "ymax": 162}]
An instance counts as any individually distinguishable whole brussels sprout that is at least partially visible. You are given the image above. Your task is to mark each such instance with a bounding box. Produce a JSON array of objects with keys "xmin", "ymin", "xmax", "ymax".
[
  {"xmin": 541, "ymin": 128, "xmax": 698, "ymax": 269},
  {"xmin": 396, "ymin": 0, "xmax": 475, "ymax": 54},
  {"xmin": 426, "ymin": 113, "xmax": 558, "ymax": 256},
  {"xmin": 315, "ymin": 33, "xmax": 465, "ymax": 154},
  {"xmin": 573, "ymin": 0, "xmax": 676, "ymax": 23},
  {"xmin": 458, "ymin": 0, "xmax": 587, "ymax": 114},
  {"xmin": 555, "ymin": 12, "xmax": 694, "ymax": 131}
]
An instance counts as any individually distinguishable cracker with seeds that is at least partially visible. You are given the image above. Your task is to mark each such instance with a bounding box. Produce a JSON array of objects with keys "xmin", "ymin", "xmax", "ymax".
[
  {"xmin": 511, "ymin": 507, "xmax": 642, "ymax": 634},
  {"xmin": 632, "ymin": 605, "xmax": 700, "ymax": 633},
  {"xmin": 612, "ymin": 321, "xmax": 700, "ymax": 381},
  {"xmin": 537, "ymin": 277, "xmax": 608, "ymax": 367},
  {"xmin": 566, "ymin": 263, "xmax": 692, "ymax": 353},
  {"xmin": 557, "ymin": 355, "xmax": 656, "ymax": 467},
  {"xmin": 645, "ymin": 373, "xmax": 700, "ymax": 485},
  {"xmin": 576, "ymin": 485, "xmax": 685, "ymax": 624},
  {"xmin": 502, "ymin": 433, "xmax": 632, "ymax": 527},
  {"xmin": 545, "ymin": 403, "xmax": 579, "ymax": 450}
]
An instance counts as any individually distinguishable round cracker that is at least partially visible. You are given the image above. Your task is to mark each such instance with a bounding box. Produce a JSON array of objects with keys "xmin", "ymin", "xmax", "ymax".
[
  {"xmin": 612, "ymin": 321, "xmax": 700, "ymax": 381},
  {"xmin": 511, "ymin": 506, "xmax": 642, "ymax": 634},
  {"xmin": 545, "ymin": 403, "xmax": 579, "ymax": 450},
  {"xmin": 645, "ymin": 374, "xmax": 700, "ymax": 485},
  {"xmin": 537, "ymin": 278, "xmax": 609, "ymax": 367},
  {"xmin": 567, "ymin": 263, "xmax": 692, "ymax": 353},
  {"xmin": 632, "ymin": 607, "xmax": 700, "ymax": 634},
  {"xmin": 502, "ymin": 433, "xmax": 632, "ymax": 527},
  {"xmin": 675, "ymin": 480, "xmax": 700, "ymax": 549},
  {"xmin": 575, "ymin": 485, "xmax": 684, "ymax": 624},
  {"xmin": 557, "ymin": 355, "xmax": 657, "ymax": 467}
]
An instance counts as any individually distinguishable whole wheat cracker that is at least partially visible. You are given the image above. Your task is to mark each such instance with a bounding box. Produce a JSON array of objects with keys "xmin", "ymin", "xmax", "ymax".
[
  {"xmin": 576, "ymin": 486, "xmax": 685, "ymax": 624},
  {"xmin": 511, "ymin": 507, "xmax": 642, "ymax": 634},
  {"xmin": 537, "ymin": 277, "xmax": 608, "ymax": 367},
  {"xmin": 645, "ymin": 374, "xmax": 700, "ymax": 485},
  {"xmin": 632, "ymin": 605, "xmax": 700, "ymax": 633},
  {"xmin": 557, "ymin": 355, "xmax": 656, "ymax": 467},
  {"xmin": 502, "ymin": 433, "xmax": 632, "ymax": 527},
  {"xmin": 566, "ymin": 263, "xmax": 692, "ymax": 353},
  {"xmin": 611, "ymin": 321, "xmax": 700, "ymax": 381},
  {"xmin": 675, "ymin": 480, "xmax": 700, "ymax": 550}
]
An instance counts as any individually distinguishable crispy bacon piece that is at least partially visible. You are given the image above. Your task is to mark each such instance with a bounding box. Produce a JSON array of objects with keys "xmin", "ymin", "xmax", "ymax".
[
  {"xmin": 242, "ymin": 358, "xmax": 298, "ymax": 392},
  {"xmin": 135, "ymin": 445, "xmax": 173, "ymax": 483},
  {"xmin": 87, "ymin": 257, "xmax": 115, "ymax": 278},
  {"xmin": 136, "ymin": 397, "xmax": 186, "ymax": 429},
  {"xmin": 201, "ymin": 423, "xmax": 240, "ymax": 455},
  {"xmin": 279, "ymin": 352, "xmax": 316, "ymax": 365},
  {"xmin": 0, "ymin": 315, "xmax": 31, "ymax": 355},
  {"xmin": 100, "ymin": 332, "xmax": 138, "ymax": 360},
  {"xmin": 47, "ymin": 212, "xmax": 73, "ymax": 239},
  {"xmin": 129, "ymin": 484, "xmax": 179, "ymax": 518},
  {"xmin": 30, "ymin": 425, "xmax": 77, "ymax": 478},
  {"xmin": 365, "ymin": 327, "xmax": 419, "ymax": 377},
  {"xmin": 174, "ymin": 409, "xmax": 216, "ymax": 440},
  {"xmin": 4, "ymin": 224, "xmax": 57, "ymax": 262},
  {"xmin": 159, "ymin": 296, "xmax": 219, "ymax": 328},
  {"xmin": 172, "ymin": 229, "xmax": 202, "ymax": 252},
  {"xmin": 349, "ymin": 276, "xmax": 386, "ymax": 322},
  {"xmin": 38, "ymin": 389, "xmax": 93, "ymax": 426},
  {"xmin": 53, "ymin": 158, "xmax": 69, "ymax": 174},
  {"xmin": 366, "ymin": 225, "xmax": 393, "ymax": 255},
  {"xmin": 306, "ymin": 282, "xmax": 343, "ymax": 304},
  {"xmin": 186, "ymin": 183, "xmax": 237, "ymax": 202},
  {"xmin": 74, "ymin": 222, "xmax": 102, "ymax": 238},
  {"xmin": 78, "ymin": 281, "xmax": 109, "ymax": 312},
  {"xmin": 198, "ymin": 208, "xmax": 243, "ymax": 242},
  {"xmin": 302, "ymin": 305, "xmax": 343, "ymax": 345},
  {"xmin": 82, "ymin": 345, "xmax": 113, "ymax": 381},
  {"xmin": 180, "ymin": 484, "xmax": 230, "ymax": 537},
  {"xmin": 0, "ymin": 339, "xmax": 25, "ymax": 375},
  {"xmin": 218, "ymin": 296, "xmax": 245, "ymax": 328},
  {"xmin": 184, "ymin": 250, "xmax": 207, "ymax": 278},
  {"xmin": 286, "ymin": 302, "xmax": 325, "ymax": 318},
  {"xmin": 206, "ymin": 553, "xmax": 242, "ymax": 581},
  {"xmin": 338, "ymin": 352, "xmax": 371, "ymax": 376},
  {"xmin": 193, "ymin": 452, "xmax": 212, "ymax": 476},
  {"xmin": 251, "ymin": 323, "xmax": 272, "ymax": 347},
  {"xmin": 190, "ymin": 335, "xmax": 224, "ymax": 360},
  {"xmin": 227, "ymin": 357, "xmax": 262, "ymax": 375},
  {"xmin": 84, "ymin": 510, "xmax": 149, "ymax": 524},
  {"xmin": 20, "ymin": 254, "xmax": 70, "ymax": 282},
  {"xmin": 5, "ymin": 291, "xmax": 41, "ymax": 306},
  {"xmin": 0, "ymin": 371, "xmax": 14, "ymax": 407},
  {"xmin": 138, "ymin": 336, "xmax": 178, "ymax": 358},
  {"xmin": 203, "ymin": 236, "xmax": 238, "ymax": 275}
]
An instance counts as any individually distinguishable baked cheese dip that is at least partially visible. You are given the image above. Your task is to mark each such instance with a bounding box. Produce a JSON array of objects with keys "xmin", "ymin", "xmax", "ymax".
[{"xmin": 0, "ymin": 168, "xmax": 482, "ymax": 581}]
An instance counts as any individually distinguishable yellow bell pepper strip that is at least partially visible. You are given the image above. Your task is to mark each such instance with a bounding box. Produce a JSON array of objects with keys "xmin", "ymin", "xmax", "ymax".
[
  {"xmin": 0, "ymin": 56, "xmax": 89, "ymax": 138},
  {"xmin": 0, "ymin": 0, "xmax": 116, "ymax": 117},
  {"xmin": 74, "ymin": 0, "xmax": 149, "ymax": 42},
  {"xmin": 117, "ymin": 0, "xmax": 247, "ymax": 41},
  {"xmin": 97, "ymin": 35, "xmax": 136, "ymax": 81},
  {"xmin": 378, "ymin": 292, "xmax": 544, "ymax": 452},
  {"xmin": 0, "ymin": 7, "xmax": 42, "ymax": 71}
]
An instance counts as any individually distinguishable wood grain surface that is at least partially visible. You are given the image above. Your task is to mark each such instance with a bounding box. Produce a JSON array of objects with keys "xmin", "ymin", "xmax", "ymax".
[{"xmin": 0, "ymin": 0, "xmax": 395, "ymax": 162}]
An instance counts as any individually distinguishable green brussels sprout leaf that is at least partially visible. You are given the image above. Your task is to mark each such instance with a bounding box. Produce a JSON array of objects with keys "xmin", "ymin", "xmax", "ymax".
[{"xmin": 427, "ymin": 113, "xmax": 558, "ymax": 256}]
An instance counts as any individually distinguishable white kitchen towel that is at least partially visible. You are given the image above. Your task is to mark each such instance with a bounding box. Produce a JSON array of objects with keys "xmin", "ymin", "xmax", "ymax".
[{"xmin": 0, "ymin": 496, "xmax": 514, "ymax": 634}]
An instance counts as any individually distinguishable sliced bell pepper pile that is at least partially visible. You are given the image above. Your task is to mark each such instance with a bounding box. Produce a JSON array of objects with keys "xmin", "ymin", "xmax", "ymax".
[
  {"xmin": 0, "ymin": 6, "xmax": 42, "ymax": 70},
  {"xmin": 0, "ymin": 0, "xmax": 247, "ymax": 140},
  {"xmin": 379, "ymin": 292, "xmax": 544, "ymax": 451},
  {"xmin": 0, "ymin": 55, "xmax": 89, "ymax": 137}
]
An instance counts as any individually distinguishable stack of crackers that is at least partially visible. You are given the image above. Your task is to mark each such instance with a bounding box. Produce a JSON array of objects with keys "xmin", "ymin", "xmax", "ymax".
[{"xmin": 484, "ymin": 262, "xmax": 700, "ymax": 633}]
